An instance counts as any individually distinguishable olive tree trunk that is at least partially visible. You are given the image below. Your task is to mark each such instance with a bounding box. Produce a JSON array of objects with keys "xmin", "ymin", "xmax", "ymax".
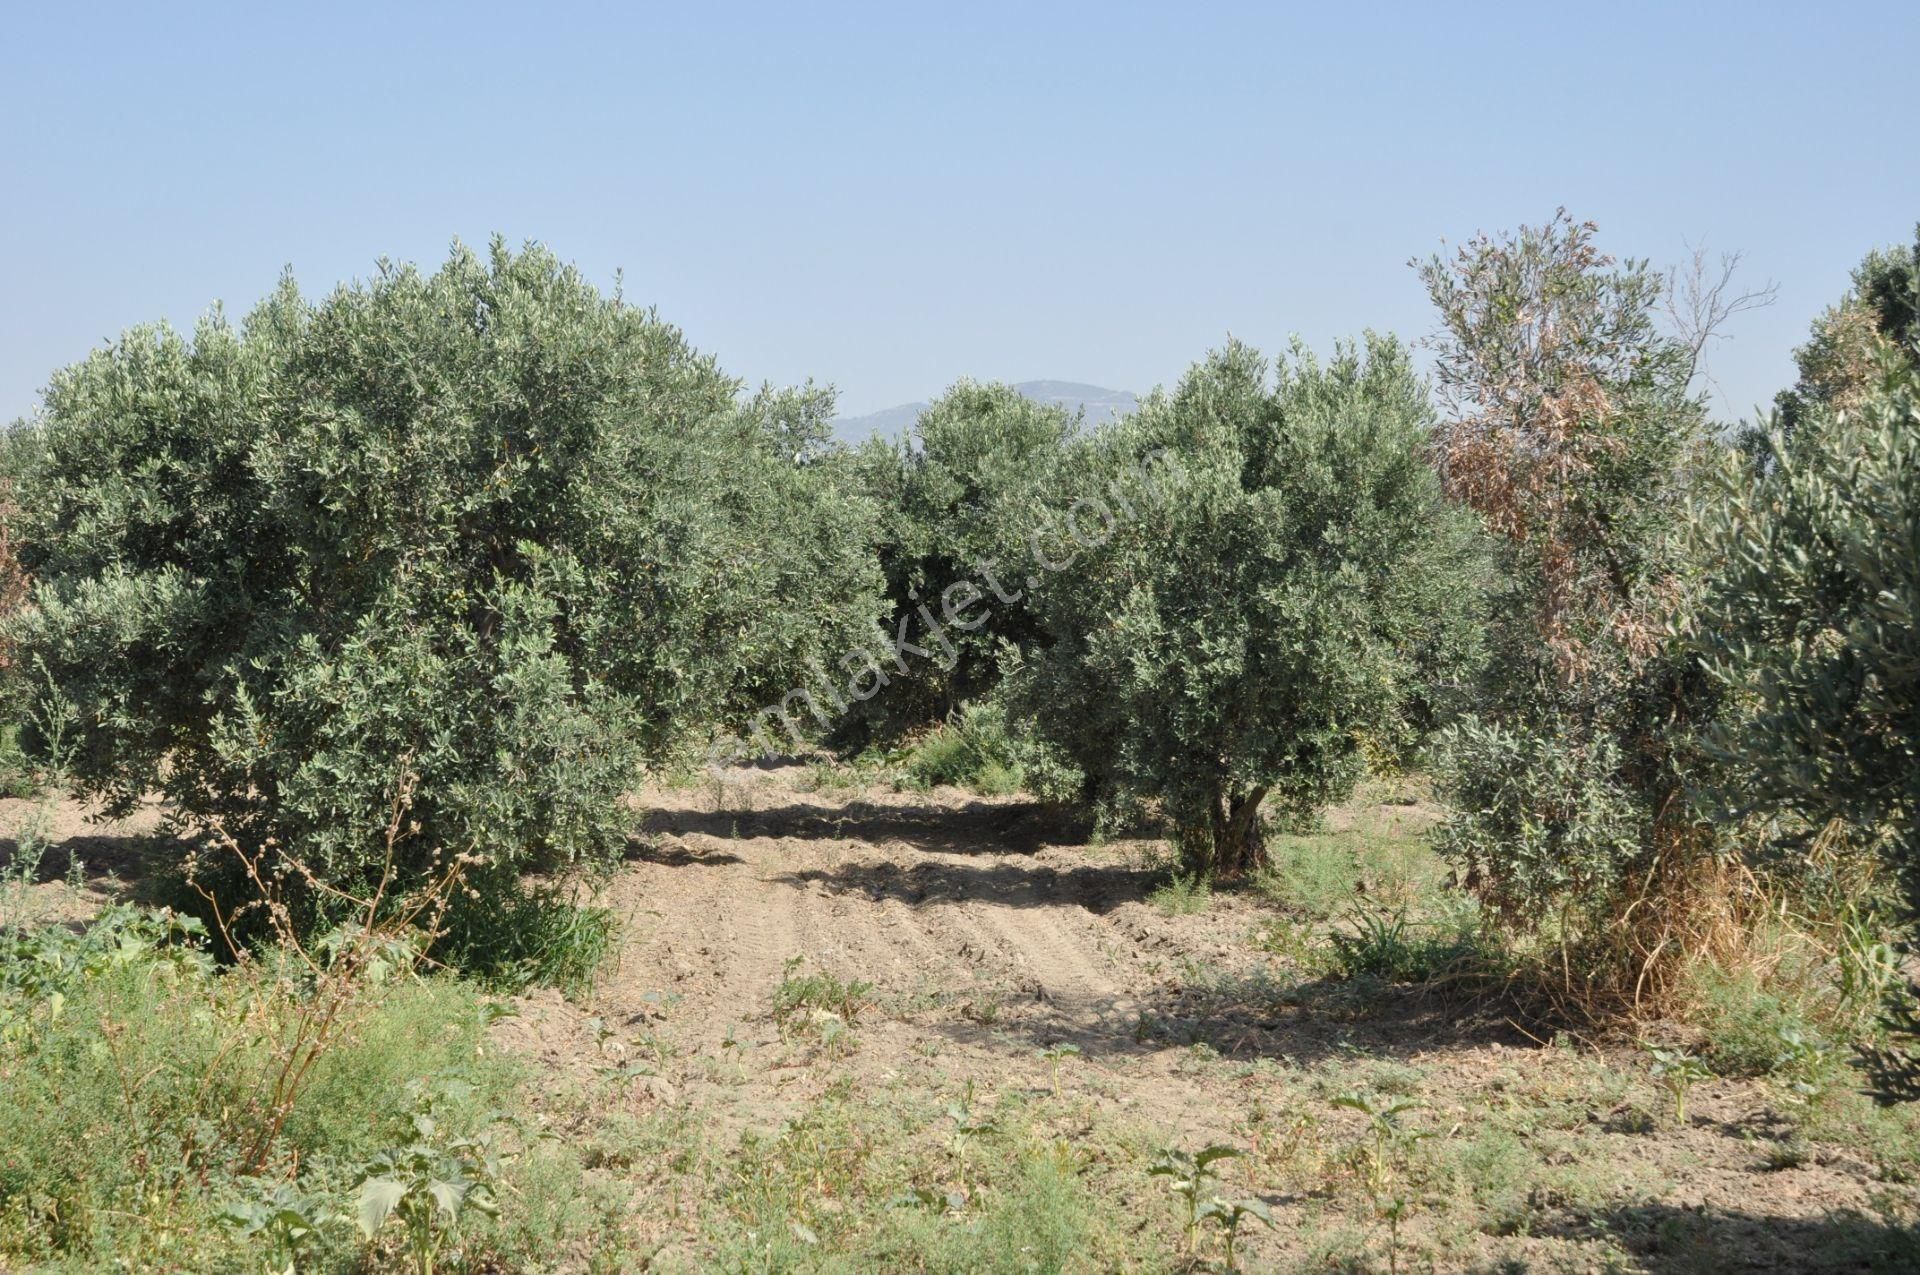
[{"xmin": 1179, "ymin": 784, "xmax": 1270, "ymax": 878}]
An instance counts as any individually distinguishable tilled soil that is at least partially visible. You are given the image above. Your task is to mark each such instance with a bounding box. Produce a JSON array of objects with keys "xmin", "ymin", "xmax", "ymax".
[{"xmin": 496, "ymin": 766, "xmax": 1920, "ymax": 1271}]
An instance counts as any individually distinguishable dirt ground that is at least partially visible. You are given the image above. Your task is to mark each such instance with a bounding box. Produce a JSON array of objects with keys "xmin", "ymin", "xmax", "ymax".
[
  {"xmin": 5, "ymin": 770, "xmax": 1914, "ymax": 1269},
  {"xmin": 491, "ymin": 765, "xmax": 1920, "ymax": 1272},
  {"xmin": 0, "ymin": 791, "xmax": 164, "ymax": 926}
]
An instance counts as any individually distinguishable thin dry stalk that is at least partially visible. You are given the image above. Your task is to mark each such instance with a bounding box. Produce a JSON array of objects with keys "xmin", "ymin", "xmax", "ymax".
[{"xmin": 180, "ymin": 766, "xmax": 479, "ymax": 1175}]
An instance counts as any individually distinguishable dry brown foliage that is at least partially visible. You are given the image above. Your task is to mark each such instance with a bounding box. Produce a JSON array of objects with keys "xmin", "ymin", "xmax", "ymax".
[{"xmin": 0, "ymin": 480, "xmax": 29, "ymax": 667}]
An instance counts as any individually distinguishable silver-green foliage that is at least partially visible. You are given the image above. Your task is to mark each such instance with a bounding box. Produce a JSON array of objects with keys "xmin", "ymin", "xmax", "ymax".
[
  {"xmin": 1010, "ymin": 338, "xmax": 1485, "ymax": 875},
  {"xmin": 1697, "ymin": 354, "xmax": 1920, "ymax": 906},
  {"xmin": 4, "ymin": 241, "xmax": 883, "ymax": 935},
  {"xmin": 1699, "ymin": 233, "xmax": 1920, "ymax": 1097},
  {"xmin": 845, "ymin": 381, "xmax": 1076, "ymax": 735}
]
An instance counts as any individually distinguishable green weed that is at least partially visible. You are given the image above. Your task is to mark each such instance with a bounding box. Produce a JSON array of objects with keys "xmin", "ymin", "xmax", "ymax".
[
  {"xmin": 771, "ymin": 956, "xmax": 873, "ymax": 1045},
  {"xmin": 900, "ymin": 702, "xmax": 1029, "ymax": 796},
  {"xmin": 1328, "ymin": 903, "xmax": 1478, "ymax": 983},
  {"xmin": 1147, "ymin": 1143, "xmax": 1241, "ymax": 1257},
  {"xmin": 1149, "ymin": 872, "xmax": 1211, "ymax": 916},
  {"xmin": 436, "ymin": 884, "xmax": 617, "ymax": 995},
  {"xmin": 1646, "ymin": 1046, "xmax": 1712, "ymax": 1123},
  {"xmin": 1037, "ymin": 1041, "xmax": 1082, "ymax": 1097},
  {"xmin": 353, "ymin": 1095, "xmax": 506, "ymax": 1275}
]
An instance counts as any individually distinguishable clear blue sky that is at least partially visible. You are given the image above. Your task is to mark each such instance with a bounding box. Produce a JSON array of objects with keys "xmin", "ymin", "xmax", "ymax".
[{"xmin": 4, "ymin": 2, "xmax": 1915, "ymax": 426}]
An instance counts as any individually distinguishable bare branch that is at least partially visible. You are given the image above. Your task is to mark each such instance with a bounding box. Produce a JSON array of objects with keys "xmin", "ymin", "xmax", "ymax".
[{"xmin": 1665, "ymin": 241, "xmax": 1779, "ymax": 392}]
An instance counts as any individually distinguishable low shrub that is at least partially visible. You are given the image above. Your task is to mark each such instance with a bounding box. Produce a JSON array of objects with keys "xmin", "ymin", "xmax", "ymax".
[
  {"xmin": 901, "ymin": 700, "xmax": 1055, "ymax": 797},
  {"xmin": 1149, "ymin": 872, "xmax": 1212, "ymax": 916},
  {"xmin": 0, "ymin": 903, "xmax": 598, "ymax": 1271}
]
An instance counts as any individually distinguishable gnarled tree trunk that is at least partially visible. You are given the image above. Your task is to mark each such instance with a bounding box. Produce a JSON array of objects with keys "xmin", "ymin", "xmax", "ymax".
[{"xmin": 1178, "ymin": 784, "xmax": 1269, "ymax": 879}]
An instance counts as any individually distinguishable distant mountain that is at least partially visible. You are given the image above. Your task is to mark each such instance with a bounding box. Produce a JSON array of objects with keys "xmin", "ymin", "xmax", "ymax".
[
  {"xmin": 832, "ymin": 380, "xmax": 1138, "ymax": 442},
  {"xmin": 832, "ymin": 399, "xmax": 928, "ymax": 441}
]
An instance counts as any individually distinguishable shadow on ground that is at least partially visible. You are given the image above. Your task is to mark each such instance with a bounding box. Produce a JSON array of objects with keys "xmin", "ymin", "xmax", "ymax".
[
  {"xmin": 767, "ymin": 856, "xmax": 1156, "ymax": 915},
  {"xmin": 641, "ymin": 796, "xmax": 1083, "ymax": 857},
  {"xmin": 624, "ymin": 838, "xmax": 747, "ymax": 868},
  {"xmin": 1539, "ymin": 1199, "xmax": 1920, "ymax": 1272},
  {"xmin": 0, "ymin": 825, "xmax": 156, "ymax": 893},
  {"xmin": 923, "ymin": 971, "xmax": 1534, "ymax": 1070}
]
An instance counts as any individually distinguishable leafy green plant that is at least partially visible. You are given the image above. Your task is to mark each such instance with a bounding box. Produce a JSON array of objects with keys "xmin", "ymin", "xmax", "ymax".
[
  {"xmin": 218, "ymin": 1184, "xmax": 332, "ymax": 1275},
  {"xmin": 435, "ymin": 884, "xmax": 616, "ymax": 996},
  {"xmin": 1756, "ymin": 1136, "xmax": 1812, "ymax": 1172},
  {"xmin": 1837, "ymin": 918, "xmax": 1903, "ymax": 1021},
  {"xmin": 1147, "ymin": 1143, "xmax": 1241, "ymax": 1255},
  {"xmin": 1862, "ymin": 981, "xmax": 1920, "ymax": 1105},
  {"xmin": 890, "ymin": 1184, "xmax": 968, "ymax": 1214},
  {"xmin": 946, "ymin": 1081, "xmax": 996, "ymax": 1190},
  {"xmin": 1431, "ymin": 722, "xmax": 1647, "ymax": 941},
  {"xmin": 709, "ymin": 1089, "xmax": 1147, "ymax": 1270},
  {"xmin": 0, "ymin": 893, "xmax": 548, "ymax": 1269},
  {"xmin": 1148, "ymin": 872, "xmax": 1211, "ymax": 916},
  {"xmin": 1773, "ymin": 1025, "xmax": 1834, "ymax": 1102},
  {"xmin": 1330, "ymin": 1091, "xmax": 1432, "ymax": 1273},
  {"xmin": 0, "ymin": 904, "xmax": 211, "ymax": 1053},
  {"xmin": 771, "ymin": 956, "xmax": 872, "ymax": 1044},
  {"xmin": 1037, "ymin": 1041, "xmax": 1081, "ymax": 1097},
  {"xmin": 355, "ymin": 1108, "xmax": 506, "ymax": 1275},
  {"xmin": 186, "ymin": 780, "xmax": 474, "ymax": 1176},
  {"xmin": 0, "ymin": 691, "xmax": 82, "ymax": 943},
  {"xmin": 1197, "ymin": 1194, "xmax": 1274, "ymax": 1272},
  {"xmin": 1375, "ymin": 1192, "xmax": 1415, "ymax": 1275},
  {"xmin": 1331, "ymin": 1092, "xmax": 1430, "ymax": 1198},
  {"xmin": 1647, "ymin": 1046, "xmax": 1712, "ymax": 1123},
  {"xmin": 0, "ymin": 722, "xmax": 41, "ymax": 800},
  {"xmin": 718, "ymin": 1020, "xmax": 747, "ymax": 1052}
]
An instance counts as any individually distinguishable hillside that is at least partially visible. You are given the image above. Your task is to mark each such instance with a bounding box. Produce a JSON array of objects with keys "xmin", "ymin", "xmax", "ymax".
[{"xmin": 832, "ymin": 379, "xmax": 1138, "ymax": 440}]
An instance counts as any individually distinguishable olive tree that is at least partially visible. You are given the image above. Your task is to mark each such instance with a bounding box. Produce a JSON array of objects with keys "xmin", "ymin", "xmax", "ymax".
[
  {"xmin": 4, "ymin": 241, "xmax": 883, "ymax": 949},
  {"xmin": 841, "ymin": 382, "xmax": 1075, "ymax": 738},
  {"xmin": 1771, "ymin": 225, "xmax": 1918, "ymax": 439},
  {"xmin": 1416, "ymin": 213, "xmax": 1718, "ymax": 955},
  {"xmin": 1011, "ymin": 337, "xmax": 1485, "ymax": 876},
  {"xmin": 1698, "ymin": 232, "xmax": 1920, "ymax": 1097},
  {"xmin": 1698, "ymin": 238, "xmax": 1920, "ymax": 905}
]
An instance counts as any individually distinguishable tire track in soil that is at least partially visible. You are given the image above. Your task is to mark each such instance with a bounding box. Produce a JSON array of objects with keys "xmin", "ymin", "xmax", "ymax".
[
  {"xmin": 892, "ymin": 862, "xmax": 1033, "ymax": 993},
  {"xmin": 808, "ymin": 857, "xmax": 955, "ymax": 999},
  {"xmin": 788, "ymin": 837, "xmax": 1029, "ymax": 1007},
  {"xmin": 782, "ymin": 850, "xmax": 905, "ymax": 985},
  {"xmin": 836, "ymin": 849, "xmax": 1138, "ymax": 1039},
  {"xmin": 606, "ymin": 774, "xmax": 1167, "ymax": 1047},
  {"xmin": 598, "ymin": 830, "xmax": 816, "ymax": 1043},
  {"xmin": 707, "ymin": 836, "xmax": 822, "ymax": 1036},
  {"xmin": 957, "ymin": 862, "xmax": 1134, "ymax": 1031}
]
